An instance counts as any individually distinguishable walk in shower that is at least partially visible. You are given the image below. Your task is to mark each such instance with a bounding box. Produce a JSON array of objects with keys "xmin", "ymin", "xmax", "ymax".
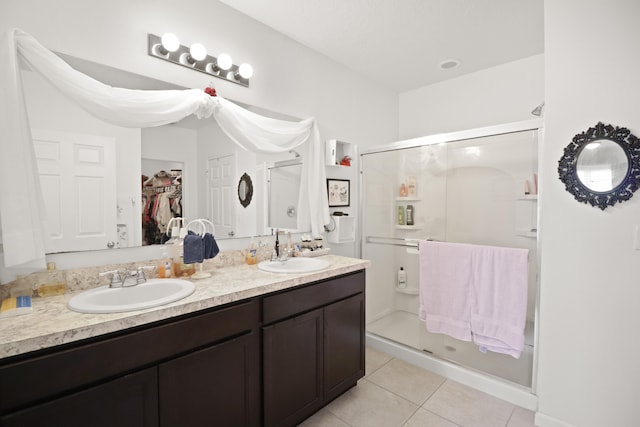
[{"xmin": 361, "ymin": 123, "xmax": 539, "ymax": 390}]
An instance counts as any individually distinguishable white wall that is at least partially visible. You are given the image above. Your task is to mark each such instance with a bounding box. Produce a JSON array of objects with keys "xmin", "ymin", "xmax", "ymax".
[
  {"xmin": 535, "ymin": 1, "xmax": 640, "ymax": 426},
  {"xmin": 399, "ymin": 54, "xmax": 544, "ymax": 139},
  {"xmin": 0, "ymin": 0, "xmax": 398, "ymax": 270}
]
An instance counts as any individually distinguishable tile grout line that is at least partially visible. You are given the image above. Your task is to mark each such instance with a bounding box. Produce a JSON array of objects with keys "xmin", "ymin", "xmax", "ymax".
[
  {"xmin": 420, "ymin": 378, "xmax": 464, "ymax": 427},
  {"xmin": 503, "ymin": 405, "xmax": 517, "ymax": 427}
]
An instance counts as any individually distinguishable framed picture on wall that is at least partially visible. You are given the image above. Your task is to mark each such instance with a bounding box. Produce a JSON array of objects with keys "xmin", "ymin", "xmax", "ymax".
[{"xmin": 327, "ymin": 179, "xmax": 350, "ymax": 207}]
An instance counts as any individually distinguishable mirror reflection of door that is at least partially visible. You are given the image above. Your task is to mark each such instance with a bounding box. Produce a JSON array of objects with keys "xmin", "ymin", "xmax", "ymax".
[
  {"xmin": 33, "ymin": 129, "xmax": 118, "ymax": 252},
  {"xmin": 208, "ymin": 155, "xmax": 235, "ymax": 238},
  {"xmin": 141, "ymin": 159, "xmax": 183, "ymax": 245}
]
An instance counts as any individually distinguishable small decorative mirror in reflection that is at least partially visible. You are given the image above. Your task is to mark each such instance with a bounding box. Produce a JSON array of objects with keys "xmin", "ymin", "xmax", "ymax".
[
  {"xmin": 558, "ymin": 122, "xmax": 640, "ymax": 210},
  {"xmin": 238, "ymin": 173, "xmax": 253, "ymax": 208}
]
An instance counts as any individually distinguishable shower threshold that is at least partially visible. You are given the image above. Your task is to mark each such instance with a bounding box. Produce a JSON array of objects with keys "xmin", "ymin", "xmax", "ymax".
[{"xmin": 367, "ymin": 310, "xmax": 534, "ymax": 389}]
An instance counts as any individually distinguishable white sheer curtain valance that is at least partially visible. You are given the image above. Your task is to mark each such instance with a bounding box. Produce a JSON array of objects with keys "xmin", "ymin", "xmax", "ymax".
[{"xmin": 0, "ymin": 28, "xmax": 329, "ymax": 271}]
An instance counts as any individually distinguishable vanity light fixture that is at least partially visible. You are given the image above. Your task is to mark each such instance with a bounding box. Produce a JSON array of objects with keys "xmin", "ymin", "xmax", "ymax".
[
  {"xmin": 148, "ymin": 33, "xmax": 252, "ymax": 87},
  {"xmin": 236, "ymin": 63, "xmax": 254, "ymax": 80},
  {"xmin": 158, "ymin": 33, "xmax": 180, "ymax": 55}
]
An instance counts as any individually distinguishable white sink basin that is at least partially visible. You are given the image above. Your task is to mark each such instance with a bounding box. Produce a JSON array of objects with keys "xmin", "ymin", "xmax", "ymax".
[
  {"xmin": 68, "ymin": 278, "xmax": 196, "ymax": 314},
  {"xmin": 258, "ymin": 257, "xmax": 330, "ymax": 274}
]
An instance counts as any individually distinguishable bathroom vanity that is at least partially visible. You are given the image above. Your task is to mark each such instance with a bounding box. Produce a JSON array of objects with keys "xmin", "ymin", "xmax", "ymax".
[{"xmin": 0, "ymin": 255, "xmax": 368, "ymax": 427}]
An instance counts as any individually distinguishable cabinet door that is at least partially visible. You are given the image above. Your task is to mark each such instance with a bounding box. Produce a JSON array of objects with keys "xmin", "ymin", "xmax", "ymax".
[
  {"xmin": 324, "ymin": 293, "xmax": 365, "ymax": 402},
  {"xmin": 263, "ymin": 308, "xmax": 323, "ymax": 427},
  {"xmin": 159, "ymin": 331, "xmax": 259, "ymax": 427},
  {"xmin": 0, "ymin": 368, "xmax": 158, "ymax": 427}
]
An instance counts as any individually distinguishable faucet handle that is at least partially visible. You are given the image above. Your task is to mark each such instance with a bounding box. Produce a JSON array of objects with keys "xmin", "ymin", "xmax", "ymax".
[
  {"xmin": 99, "ymin": 270, "xmax": 123, "ymax": 287},
  {"xmin": 136, "ymin": 266, "xmax": 155, "ymax": 283}
]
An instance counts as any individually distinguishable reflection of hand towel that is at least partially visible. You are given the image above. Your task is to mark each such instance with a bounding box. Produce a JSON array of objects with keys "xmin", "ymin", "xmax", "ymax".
[
  {"xmin": 203, "ymin": 232, "xmax": 220, "ymax": 259},
  {"xmin": 183, "ymin": 231, "xmax": 204, "ymax": 264}
]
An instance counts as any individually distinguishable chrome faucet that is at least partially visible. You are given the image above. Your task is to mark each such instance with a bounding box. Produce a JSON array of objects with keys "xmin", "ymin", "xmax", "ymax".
[
  {"xmin": 271, "ymin": 229, "xmax": 290, "ymax": 262},
  {"xmin": 99, "ymin": 266, "xmax": 154, "ymax": 288}
]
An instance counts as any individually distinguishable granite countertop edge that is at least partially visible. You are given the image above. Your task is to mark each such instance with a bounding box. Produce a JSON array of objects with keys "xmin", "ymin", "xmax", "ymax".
[{"xmin": 0, "ymin": 255, "xmax": 370, "ymax": 361}]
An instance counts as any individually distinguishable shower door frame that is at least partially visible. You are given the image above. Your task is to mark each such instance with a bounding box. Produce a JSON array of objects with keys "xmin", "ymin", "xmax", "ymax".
[{"xmin": 358, "ymin": 118, "xmax": 544, "ymax": 394}]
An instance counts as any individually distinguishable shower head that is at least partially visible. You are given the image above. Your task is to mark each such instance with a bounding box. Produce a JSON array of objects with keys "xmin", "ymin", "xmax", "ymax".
[
  {"xmin": 289, "ymin": 149, "xmax": 301, "ymax": 158},
  {"xmin": 531, "ymin": 102, "xmax": 545, "ymax": 117}
]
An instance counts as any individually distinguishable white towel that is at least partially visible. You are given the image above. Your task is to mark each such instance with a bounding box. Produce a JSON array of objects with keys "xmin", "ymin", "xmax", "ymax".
[
  {"xmin": 418, "ymin": 240, "xmax": 529, "ymax": 358},
  {"xmin": 470, "ymin": 244, "xmax": 529, "ymax": 358},
  {"xmin": 418, "ymin": 241, "xmax": 474, "ymax": 342}
]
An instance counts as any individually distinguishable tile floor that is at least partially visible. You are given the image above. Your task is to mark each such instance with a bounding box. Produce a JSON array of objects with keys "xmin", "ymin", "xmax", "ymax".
[{"xmin": 300, "ymin": 346, "xmax": 536, "ymax": 427}]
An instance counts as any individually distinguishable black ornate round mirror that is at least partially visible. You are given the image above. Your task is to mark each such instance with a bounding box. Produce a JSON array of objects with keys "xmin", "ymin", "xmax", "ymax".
[
  {"xmin": 238, "ymin": 172, "xmax": 253, "ymax": 208},
  {"xmin": 558, "ymin": 122, "xmax": 640, "ymax": 210}
]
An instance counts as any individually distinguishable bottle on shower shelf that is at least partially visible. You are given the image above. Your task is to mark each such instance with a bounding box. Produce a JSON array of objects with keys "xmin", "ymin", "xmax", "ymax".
[
  {"xmin": 397, "ymin": 205, "xmax": 405, "ymax": 225},
  {"xmin": 397, "ymin": 267, "xmax": 407, "ymax": 289},
  {"xmin": 406, "ymin": 204, "xmax": 414, "ymax": 226},
  {"xmin": 399, "ymin": 183, "xmax": 408, "ymax": 197},
  {"xmin": 407, "ymin": 176, "xmax": 416, "ymax": 197}
]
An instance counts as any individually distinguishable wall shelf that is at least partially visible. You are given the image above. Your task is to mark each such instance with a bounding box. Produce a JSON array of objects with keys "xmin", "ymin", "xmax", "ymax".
[
  {"xmin": 396, "ymin": 197, "xmax": 421, "ymax": 202},
  {"xmin": 395, "ymin": 287, "xmax": 419, "ymax": 295},
  {"xmin": 326, "ymin": 140, "xmax": 356, "ymax": 167},
  {"xmin": 395, "ymin": 224, "xmax": 423, "ymax": 230}
]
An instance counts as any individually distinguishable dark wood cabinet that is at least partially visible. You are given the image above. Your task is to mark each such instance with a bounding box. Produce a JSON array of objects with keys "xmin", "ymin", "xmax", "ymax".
[
  {"xmin": 0, "ymin": 269, "xmax": 365, "ymax": 427},
  {"xmin": 159, "ymin": 331, "xmax": 260, "ymax": 427},
  {"xmin": 263, "ymin": 309, "xmax": 324, "ymax": 427},
  {"xmin": 323, "ymin": 293, "xmax": 365, "ymax": 402},
  {"xmin": 1, "ymin": 367, "xmax": 159, "ymax": 427},
  {"xmin": 262, "ymin": 271, "xmax": 365, "ymax": 427},
  {"xmin": 0, "ymin": 300, "xmax": 260, "ymax": 427}
]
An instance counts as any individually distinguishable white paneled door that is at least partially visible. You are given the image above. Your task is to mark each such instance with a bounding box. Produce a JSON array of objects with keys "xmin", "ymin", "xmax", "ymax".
[
  {"xmin": 207, "ymin": 155, "xmax": 235, "ymax": 238},
  {"xmin": 32, "ymin": 129, "xmax": 117, "ymax": 252}
]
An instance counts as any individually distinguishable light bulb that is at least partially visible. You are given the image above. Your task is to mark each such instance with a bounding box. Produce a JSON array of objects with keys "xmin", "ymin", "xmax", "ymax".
[
  {"xmin": 238, "ymin": 63, "xmax": 253, "ymax": 79},
  {"xmin": 217, "ymin": 53, "xmax": 232, "ymax": 71},
  {"xmin": 189, "ymin": 43, "xmax": 207, "ymax": 62},
  {"xmin": 160, "ymin": 33, "xmax": 180, "ymax": 53}
]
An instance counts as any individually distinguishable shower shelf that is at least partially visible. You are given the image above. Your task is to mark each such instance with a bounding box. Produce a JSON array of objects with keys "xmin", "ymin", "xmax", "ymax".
[
  {"xmin": 395, "ymin": 224, "xmax": 423, "ymax": 230},
  {"xmin": 517, "ymin": 230, "xmax": 537, "ymax": 238},
  {"xmin": 395, "ymin": 287, "xmax": 419, "ymax": 295},
  {"xmin": 396, "ymin": 197, "xmax": 421, "ymax": 202}
]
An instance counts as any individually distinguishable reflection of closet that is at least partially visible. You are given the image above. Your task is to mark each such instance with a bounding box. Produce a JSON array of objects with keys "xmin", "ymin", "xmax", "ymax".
[{"xmin": 142, "ymin": 170, "xmax": 182, "ymax": 245}]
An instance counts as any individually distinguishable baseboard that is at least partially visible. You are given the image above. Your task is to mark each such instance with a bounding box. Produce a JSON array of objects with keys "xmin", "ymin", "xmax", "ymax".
[{"xmin": 534, "ymin": 412, "xmax": 576, "ymax": 427}]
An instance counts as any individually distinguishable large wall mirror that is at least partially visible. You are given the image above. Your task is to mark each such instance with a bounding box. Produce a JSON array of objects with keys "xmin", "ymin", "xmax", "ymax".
[
  {"xmin": 558, "ymin": 122, "xmax": 640, "ymax": 210},
  {"xmin": 22, "ymin": 53, "xmax": 306, "ymax": 254}
]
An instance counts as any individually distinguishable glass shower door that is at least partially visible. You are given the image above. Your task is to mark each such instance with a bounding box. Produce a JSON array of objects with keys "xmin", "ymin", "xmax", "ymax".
[{"xmin": 361, "ymin": 129, "xmax": 538, "ymax": 387}]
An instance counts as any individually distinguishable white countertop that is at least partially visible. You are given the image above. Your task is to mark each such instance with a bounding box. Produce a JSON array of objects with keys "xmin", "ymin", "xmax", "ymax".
[{"xmin": 0, "ymin": 255, "xmax": 369, "ymax": 360}]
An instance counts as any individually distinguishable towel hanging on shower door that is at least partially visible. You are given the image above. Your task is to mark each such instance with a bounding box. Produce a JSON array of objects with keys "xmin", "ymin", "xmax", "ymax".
[{"xmin": 418, "ymin": 240, "xmax": 529, "ymax": 358}]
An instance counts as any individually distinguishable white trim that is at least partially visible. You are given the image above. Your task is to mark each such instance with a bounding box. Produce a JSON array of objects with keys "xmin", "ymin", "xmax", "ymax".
[
  {"xmin": 360, "ymin": 118, "xmax": 544, "ymax": 155},
  {"xmin": 534, "ymin": 412, "xmax": 576, "ymax": 427}
]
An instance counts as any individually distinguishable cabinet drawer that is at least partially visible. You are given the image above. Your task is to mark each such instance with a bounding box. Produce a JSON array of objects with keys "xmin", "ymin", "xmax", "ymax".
[
  {"xmin": 1, "ymin": 367, "xmax": 158, "ymax": 427},
  {"xmin": 0, "ymin": 299, "xmax": 259, "ymax": 412},
  {"xmin": 262, "ymin": 270, "xmax": 364, "ymax": 324}
]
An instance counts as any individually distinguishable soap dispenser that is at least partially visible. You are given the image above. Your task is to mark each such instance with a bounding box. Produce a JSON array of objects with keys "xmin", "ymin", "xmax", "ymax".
[
  {"xmin": 246, "ymin": 237, "xmax": 258, "ymax": 265},
  {"xmin": 397, "ymin": 267, "xmax": 407, "ymax": 289},
  {"xmin": 158, "ymin": 246, "xmax": 174, "ymax": 278}
]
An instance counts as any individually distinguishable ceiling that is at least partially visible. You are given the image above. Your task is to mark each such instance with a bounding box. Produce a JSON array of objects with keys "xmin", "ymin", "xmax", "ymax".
[{"xmin": 219, "ymin": 0, "xmax": 544, "ymax": 93}]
